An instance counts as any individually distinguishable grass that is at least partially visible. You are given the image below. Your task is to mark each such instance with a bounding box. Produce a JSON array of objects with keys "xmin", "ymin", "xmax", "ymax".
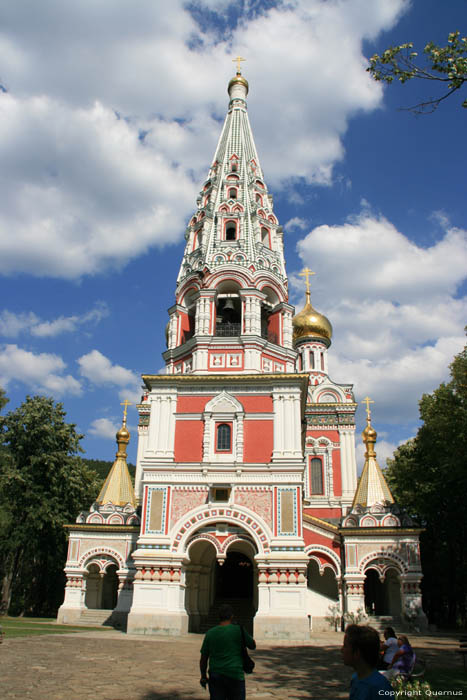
[
  {"xmin": 425, "ymin": 666, "xmax": 467, "ymax": 692},
  {"xmin": 0, "ymin": 616, "xmax": 114, "ymax": 638}
]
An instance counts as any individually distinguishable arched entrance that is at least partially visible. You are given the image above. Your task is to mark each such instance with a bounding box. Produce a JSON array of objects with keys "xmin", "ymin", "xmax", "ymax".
[
  {"xmin": 307, "ymin": 559, "xmax": 338, "ymax": 600},
  {"xmin": 216, "ymin": 551, "xmax": 253, "ymax": 599},
  {"xmin": 102, "ymin": 564, "xmax": 119, "ymax": 609},
  {"xmin": 184, "ymin": 530, "xmax": 257, "ymax": 634},
  {"xmin": 84, "ymin": 560, "xmax": 119, "ymax": 611},
  {"xmin": 364, "ymin": 566, "xmax": 402, "ymax": 616}
]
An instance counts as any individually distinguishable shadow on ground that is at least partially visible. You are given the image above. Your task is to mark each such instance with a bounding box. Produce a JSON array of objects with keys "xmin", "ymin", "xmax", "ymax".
[
  {"xmin": 142, "ymin": 692, "xmax": 201, "ymax": 700},
  {"xmin": 140, "ymin": 645, "xmax": 349, "ymax": 699},
  {"xmin": 252, "ymin": 644, "xmax": 348, "ymax": 698}
]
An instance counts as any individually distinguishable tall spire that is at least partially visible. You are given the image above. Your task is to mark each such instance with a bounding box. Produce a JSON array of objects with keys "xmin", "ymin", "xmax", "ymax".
[
  {"xmin": 96, "ymin": 402, "xmax": 136, "ymax": 508},
  {"xmin": 351, "ymin": 400, "xmax": 394, "ymax": 509},
  {"xmin": 165, "ymin": 66, "xmax": 297, "ymax": 375},
  {"xmin": 176, "ymin": 65, "xmax": 286, "ymax": 287}
]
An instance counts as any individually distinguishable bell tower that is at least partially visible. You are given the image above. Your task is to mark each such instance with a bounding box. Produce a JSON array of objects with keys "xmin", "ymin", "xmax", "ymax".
[
  {"xmin": 164, "ymin": 62, "xmax": 296, "ymax": 376},
  {"xmin": 130, "ymin": 66, "xmax": 310, "ymax": 639}
]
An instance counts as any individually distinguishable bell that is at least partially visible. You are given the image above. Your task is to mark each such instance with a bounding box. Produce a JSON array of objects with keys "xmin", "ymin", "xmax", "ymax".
[{"xmin": 223, "ymin": 298, "xmax": 235, "ymax": 311}]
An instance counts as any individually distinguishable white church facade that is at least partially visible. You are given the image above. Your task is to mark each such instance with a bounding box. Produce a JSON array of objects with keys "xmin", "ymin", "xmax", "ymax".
[{"xmin": 58, "ymin": 67, "xmax": 426, "ymax": 639}]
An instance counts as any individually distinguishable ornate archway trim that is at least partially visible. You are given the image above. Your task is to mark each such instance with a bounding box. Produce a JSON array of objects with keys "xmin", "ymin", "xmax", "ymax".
[
  {"xmin": 359, "ymin": 551, "xmax": 408, "ymax": 576},
  {"xmin": 79, "ymin": 547, "xmax": 125, "ymax": 570},
  {"xmin": 221, "ymin": 534, "xmax": 257, "ymax": 555},
  {"xmin": 308, "ymin": 555, "xmax": 337, "ymax": 577},
  {"xmin": 172, "ymin": 504, "xmax": 271, "ymax": 554},
  {"xmin": 186, "ymin": 533, "xmax": 222, "ymax": 556},
  {"xmin": 305, "ymin": 544, "xmax": 341, "ymax": 576}
]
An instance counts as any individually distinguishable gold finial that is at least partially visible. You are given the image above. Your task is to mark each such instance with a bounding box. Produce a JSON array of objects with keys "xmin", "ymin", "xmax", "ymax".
[
  {"xmin": 232, "ymin": 55, "xmax": 246, "ymax": 74},
  {"xmin": 299, "ymin": 267, "xmax": 315, "ymax": 303},
  {"xmin": 362, "ymin": 396, "xmax": 374, "ymax": 421},
  {"xmin": 120, "ymin": 399, "xmax": 132, "ymax": 425}
]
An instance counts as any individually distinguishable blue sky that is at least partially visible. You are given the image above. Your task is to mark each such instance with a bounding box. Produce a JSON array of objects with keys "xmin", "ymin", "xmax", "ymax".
[{"xmin": 0, "ymin": 0, "xmax": 465, "ymax": 469}]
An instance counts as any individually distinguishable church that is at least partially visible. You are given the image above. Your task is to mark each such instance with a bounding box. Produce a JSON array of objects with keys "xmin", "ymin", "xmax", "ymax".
[{"xmin": 57, "ymin": 65, "xmax": 426, "ymax": 639}]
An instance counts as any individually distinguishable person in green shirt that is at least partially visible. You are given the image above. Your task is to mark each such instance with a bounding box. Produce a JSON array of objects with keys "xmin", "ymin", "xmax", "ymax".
[{"xmin": 200, "ymin": 603, "xmax": 256, "ymax": 699}]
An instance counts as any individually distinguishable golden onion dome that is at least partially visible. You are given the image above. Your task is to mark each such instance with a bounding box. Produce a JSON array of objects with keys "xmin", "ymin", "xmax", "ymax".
[
  {"xmin": 362, "ymin": 423, "xmax": 377, "ymax": 442},
  {"xmin": 228, "ymin": 73, "xmax": 249, "ymax": 96},
  {"xmin": 116, "ymin": 423, "xmax": 130, "ymax": 444},
  {"xmin": 292, "ymin": 290, "xmax": 333, "ymax": 344}
]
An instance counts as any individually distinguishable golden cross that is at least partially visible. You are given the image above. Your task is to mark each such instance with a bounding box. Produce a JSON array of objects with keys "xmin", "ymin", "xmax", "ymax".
[
  {"xmin": 120, "ymin": 399, "xmax": 132, "ymax": 423},
  {"xmin": 299, "ymin": 267, "xmax": 315, "ymax": 295},
  {"xmin": 362, "ymin": 396, "xmax": 374, "ymax": 419},
  {"xmin": 232, "ymin": 55, "xmax": 246, "ymax": 73}
]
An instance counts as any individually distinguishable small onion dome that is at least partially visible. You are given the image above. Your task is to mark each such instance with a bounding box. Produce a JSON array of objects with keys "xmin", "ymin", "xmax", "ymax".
[
  {"xmin": 362, "ymin": 422, "xmax": 377, "ymax": 443},
  {"xmin": 228, "ymin": 72, "xmax": 249, "ymax": 96},
  {"xmin": 116, "ymin": 423, "xmax": 130, "ymax": 444},
  {"xmin": 362, "ymin": 419, "xmax": 377, "ymax": 459},
  {"xmin": 292, "ymin": 291, "xmax": 333, "ymax": 344}
]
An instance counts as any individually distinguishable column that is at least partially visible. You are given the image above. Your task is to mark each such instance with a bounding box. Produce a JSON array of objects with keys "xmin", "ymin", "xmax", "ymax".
[{"xmin": 146, "ymin": 390, "xmax": 177, "ymax": 460}]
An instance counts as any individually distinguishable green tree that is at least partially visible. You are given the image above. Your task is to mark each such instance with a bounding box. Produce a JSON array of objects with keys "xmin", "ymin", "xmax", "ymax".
[
  {"xmin": 386, "ymin": 341, "xmax": 467, "ymax": 626},
  {"xmin": 0, "ymin": 388, "xmax": 7, "ymax": 413},
  {"xmin": 368, "ymin": 31, "xmax": 467, "ymax": 113},
  {"xmin": 0, "ymin": 396, "xmax": 100, "ymax": 616},
  {"xmin": 82, "ymin": 457, "xmax": 136, "ymax": 484}
]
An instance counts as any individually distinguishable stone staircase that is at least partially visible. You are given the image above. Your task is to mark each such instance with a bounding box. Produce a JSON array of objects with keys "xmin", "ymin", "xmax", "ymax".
[
  {"xmin": 77, "ymin": 609, "xmax": 114, "ymax": 626},
  {"xmin": 200, "ymin": 598, "xmax": 255, "ymax": 635},
  {"xmin": 367, "ymin": 615, "xmax": 402, "ymax": 632}
]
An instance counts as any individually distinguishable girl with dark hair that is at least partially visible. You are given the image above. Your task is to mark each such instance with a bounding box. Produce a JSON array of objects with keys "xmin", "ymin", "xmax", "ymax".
[{"xmin": 379, "ymin": 627, "xmax": 398, "ymax": 669}]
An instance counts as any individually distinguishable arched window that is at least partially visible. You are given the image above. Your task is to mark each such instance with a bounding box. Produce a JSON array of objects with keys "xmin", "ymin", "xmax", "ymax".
[
  {"xmin": 309, "ymin": 350, "xmax": 315, "ymax": 369},
  {"xmin": 255, "ymin": 193, "xmax": 262, "ymax": 205},
  {"xmin": 310, "ymin": 457, "xmax": 323, "ymax": 494},
  {"xmin": 231, "ymin": 162, "xmax": 238, "ymax": 172},
  {"xmin": 228, "ymin": 188, "xmax": 237, "ymax": 199},
  {"xmin": 261, "ymin": 227, "xmax": 270, "ymax": 246},
  {"xmin": 225, "ymin": 222, "xmax": 237, "ymax": 241},
  {"xmin": 217, "ymin": 423, "xmax": 231, "ymax": 451}
]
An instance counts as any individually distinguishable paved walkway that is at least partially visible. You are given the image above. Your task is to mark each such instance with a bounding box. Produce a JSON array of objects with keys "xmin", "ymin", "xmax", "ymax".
[{"xmin": 0, "ymin": 629, "xmax": 460, "ymax": 699}]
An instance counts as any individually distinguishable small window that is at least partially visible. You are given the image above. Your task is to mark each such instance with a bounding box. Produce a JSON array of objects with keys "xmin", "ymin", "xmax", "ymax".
[
  {"xmin": 261, "ymin": 227, "xmax": 269, "ymax": 246},
  {"xmin": 229, "ymin": 188, "xmax": 237, "ymax": 199},
  {"xmin": 231, "ymin": 162, "xmax": 238, "ymax": 172},
  {"xmin": 309, "ymin": 351, "xmax": 315, "ymax": 369},
  {"xmin": 212, "ymin": 488, "xmax": 230, "ymax": 502},
  {"xmin": 217, "ymin": 424, "xmax": 231, "ymax": 451},
  {"xmin": 225, "ymin": 222, "xmax": 237, "ymax": 241},
  {"xmin": 310, "ymin": 458, "xmax": 323, "ymax": 494},
  {"xmin": 256, "ymin": 193, "xmax": 262, "ymax": 204}
]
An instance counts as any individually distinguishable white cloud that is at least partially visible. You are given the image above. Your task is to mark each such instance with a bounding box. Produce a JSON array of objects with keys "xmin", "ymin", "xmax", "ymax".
[
  {"xmin": 0, "ymin": 310, "xmax": 38, "ymax": 337},
  {"xmin": 78, "ymin": 349, "xmax": 138, "ymax": 388},
  {"xmin": 296, "ymin": 212, "xmax": 467, "ymax": 425},
  {"xmin": 355, "ymin": 438, "xmax": 398, "ymax": 473},
  {"xmin": 297, "ymin": 214, "xmax": 467, "ymax": 304},
  {"xmin": 31, "ymin": 303, "xmax": 109, "ymax": 337},
  {"xmin": 0, "ymin": 303, "xmax": 109, "ymax": 338},
  {"xmin": 0, "ymin": 344, "xmax": 82, "ymax": 396},
  {"xmin": 284, "ymin": 217, "xmax": 308, "ymax": 233},
  {"xmin": 89, "ymin": 417, "xmax": 118, "ymax": 440},
  {"xmin": 0, "ymin": 0, "xmax": 409, "ymax": 278},
  {"xmin": 117, "ymin": 386, "xmax": 143, "ymax": 405}
]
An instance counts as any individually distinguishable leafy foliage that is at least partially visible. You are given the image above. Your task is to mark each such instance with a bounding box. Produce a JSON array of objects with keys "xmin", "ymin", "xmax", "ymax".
[
  {"xmin": 368, "ymin": 31, "xmax": 467, "ymax": 113},
  {"xmin": 0, "ymin": 395, "xmax": 100, "ymax": 616},
  {"xmin": 386, "ymin": 340, "xmax": 467, "ymax": 626},
  {"xmin": 343, "ymin": 607, "xmax": 366, "ymax": 625},
  {"xmin": 325, "ymin": 603, "xmax": 341, "ymax": 631},
  {"xmin": 391, "ymin": 677, "xmax": 432, "ymax": 698}
]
